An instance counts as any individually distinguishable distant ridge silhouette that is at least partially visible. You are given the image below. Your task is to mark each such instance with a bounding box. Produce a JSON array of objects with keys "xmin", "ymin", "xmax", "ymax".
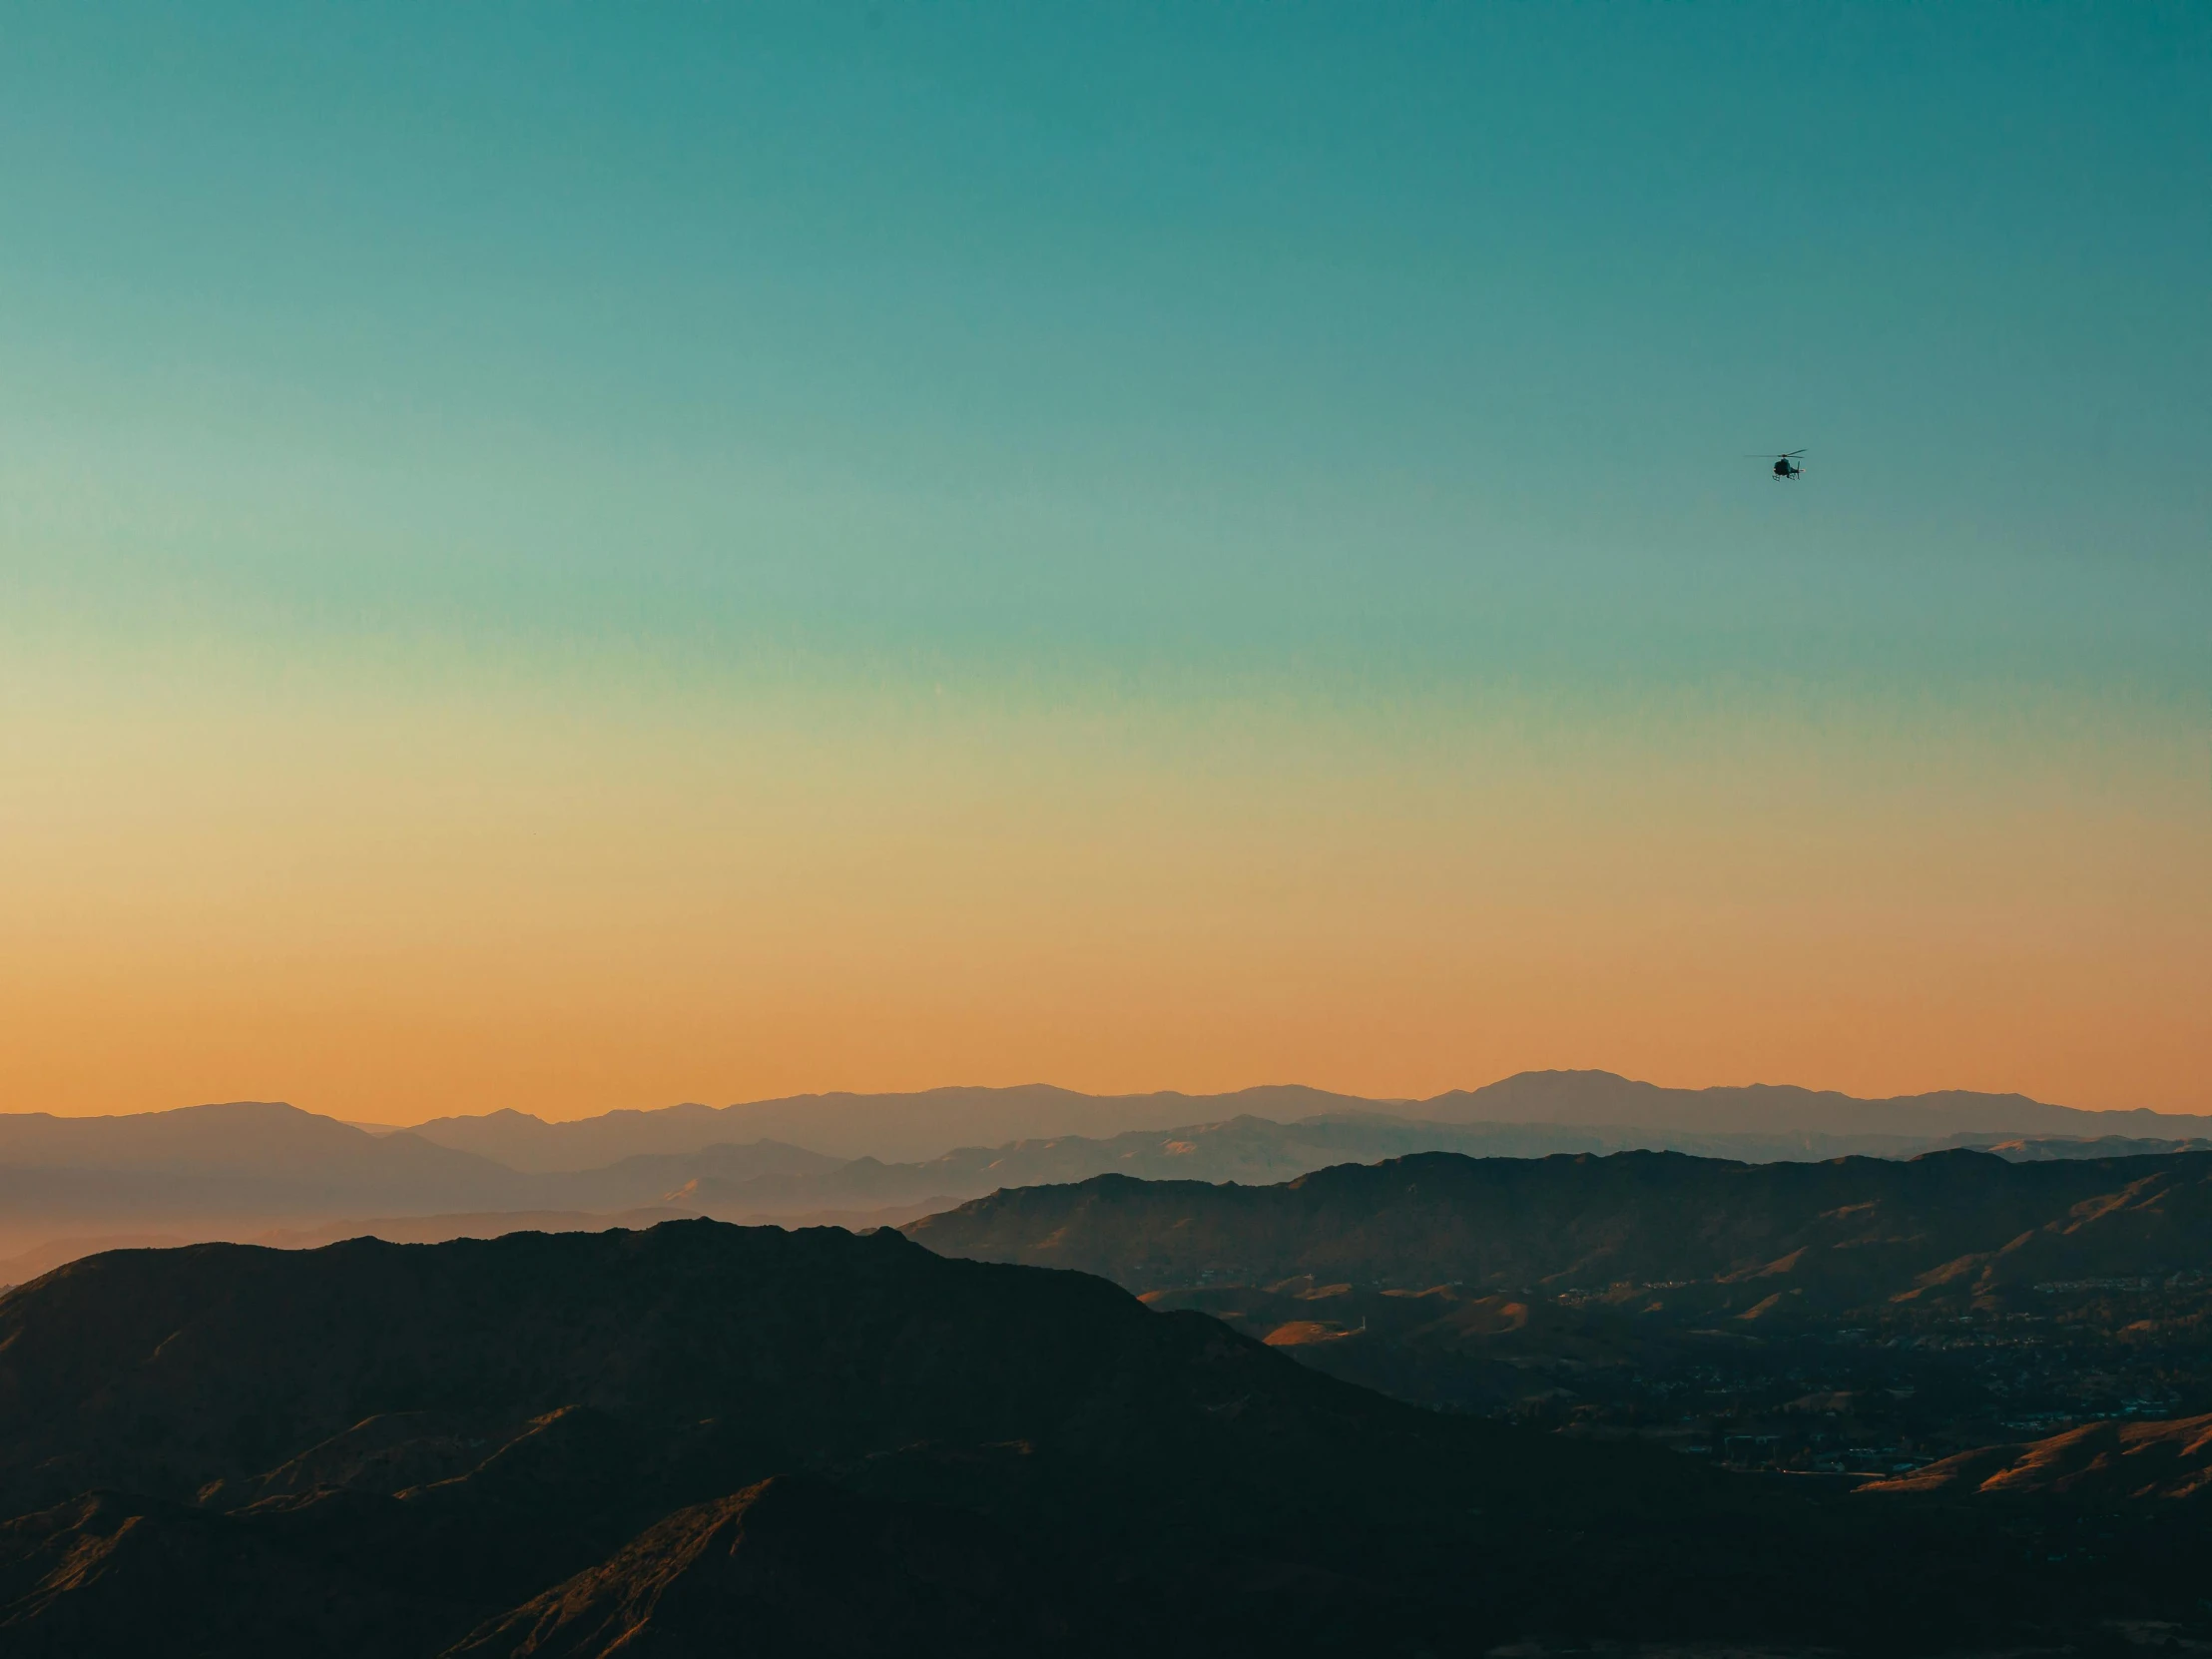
[
  {"xmin": 9, "ymin": 1075, "xmax": 2207, "ymax": 1269},
  {"xmin": 404, "ymin": 1084, "xmax": 1380, "ymax": 1168},
  {"xmin": 1420, "ymin": 1069, "xmax": 2113, "ymax": 1136},
  {"xmin": 400, "ymin": 1071, "xmax": 2203, "ymax": 1169}
]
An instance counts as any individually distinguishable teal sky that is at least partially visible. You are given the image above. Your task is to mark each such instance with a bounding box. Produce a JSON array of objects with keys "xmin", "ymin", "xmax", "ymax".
[
  {"xmin": 5, "ymin": 2, "xmax": 2206, "ymax": 690},
  {"xmin": 3, "ymin": 3, "xmax": 2208, "ymax": 1117}
]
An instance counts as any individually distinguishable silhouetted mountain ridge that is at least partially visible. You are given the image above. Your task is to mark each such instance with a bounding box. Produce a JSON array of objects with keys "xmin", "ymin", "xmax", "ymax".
[
  {"xmin": 907, "ymin": 1146, "xmax": 2212, "ymax": 1313},
  {"xmin": 1422, "ymin": 1070, "xmax": 2196, "ymax": 1136},
  {"xmin": 0, "ymin": 1220, "xmax": 1722, "ymax": 1654}
]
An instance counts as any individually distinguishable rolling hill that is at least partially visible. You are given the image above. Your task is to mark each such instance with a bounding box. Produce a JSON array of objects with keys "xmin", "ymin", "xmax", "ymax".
[
  {"xmin": 907, "ymin": 1147, "xmax": 2212, "ymax": 1490},
  {"xmin": 904, "ymin": 1146, "xmax": 2212, "ymax": 1306},
  {"xmin": 1862, "ymin": 1412, "xmax": 2212, "ymax": 1502}
]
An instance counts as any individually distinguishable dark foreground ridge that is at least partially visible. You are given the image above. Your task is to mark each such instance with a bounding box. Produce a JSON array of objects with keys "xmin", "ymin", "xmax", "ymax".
[{"xmin": 0, "ymin": 1219, "xmax": 2204, "ymax": 1655}]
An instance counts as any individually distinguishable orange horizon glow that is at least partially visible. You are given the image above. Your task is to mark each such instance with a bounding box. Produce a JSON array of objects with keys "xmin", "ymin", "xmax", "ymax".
[{"xmin": 7, "ymin": 649, "xmax": 2205, "ymax": 1125}]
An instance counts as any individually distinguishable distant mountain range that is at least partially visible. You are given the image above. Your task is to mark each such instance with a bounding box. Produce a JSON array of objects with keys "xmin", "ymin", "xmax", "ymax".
[
  {"xmin": 5, "ymin": 1073, "xmax": 2209, "ymax": 1271},
  {"xmin": 398, "ymin": 1071, "xmax": 2212, "ymax": 1169},
  {"xmin": 401, "ymin": 1084, "xmax": 1382, "ymax": 1168},
  {"xmin": 1422, "ymin": 1071, "xmax": 2185, "ymax": 1137}
]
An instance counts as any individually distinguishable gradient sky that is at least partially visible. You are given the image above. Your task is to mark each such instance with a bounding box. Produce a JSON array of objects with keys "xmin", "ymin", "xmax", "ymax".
[{"xmin": 3, "ymin": 3, "xmax": 2207, "ymax": 1122}]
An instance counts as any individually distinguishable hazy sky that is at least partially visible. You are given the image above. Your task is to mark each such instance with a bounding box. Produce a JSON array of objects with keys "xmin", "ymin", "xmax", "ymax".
[{"xmin": 4, "ymin": 3, "xmax": 2206, "ymax": 1121}]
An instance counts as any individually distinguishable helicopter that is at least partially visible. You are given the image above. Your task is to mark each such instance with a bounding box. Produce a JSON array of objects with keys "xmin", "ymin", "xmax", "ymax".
[{"xmin": 1751, "ymin": 448, "xmax": 1806, "ymax": 480}]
